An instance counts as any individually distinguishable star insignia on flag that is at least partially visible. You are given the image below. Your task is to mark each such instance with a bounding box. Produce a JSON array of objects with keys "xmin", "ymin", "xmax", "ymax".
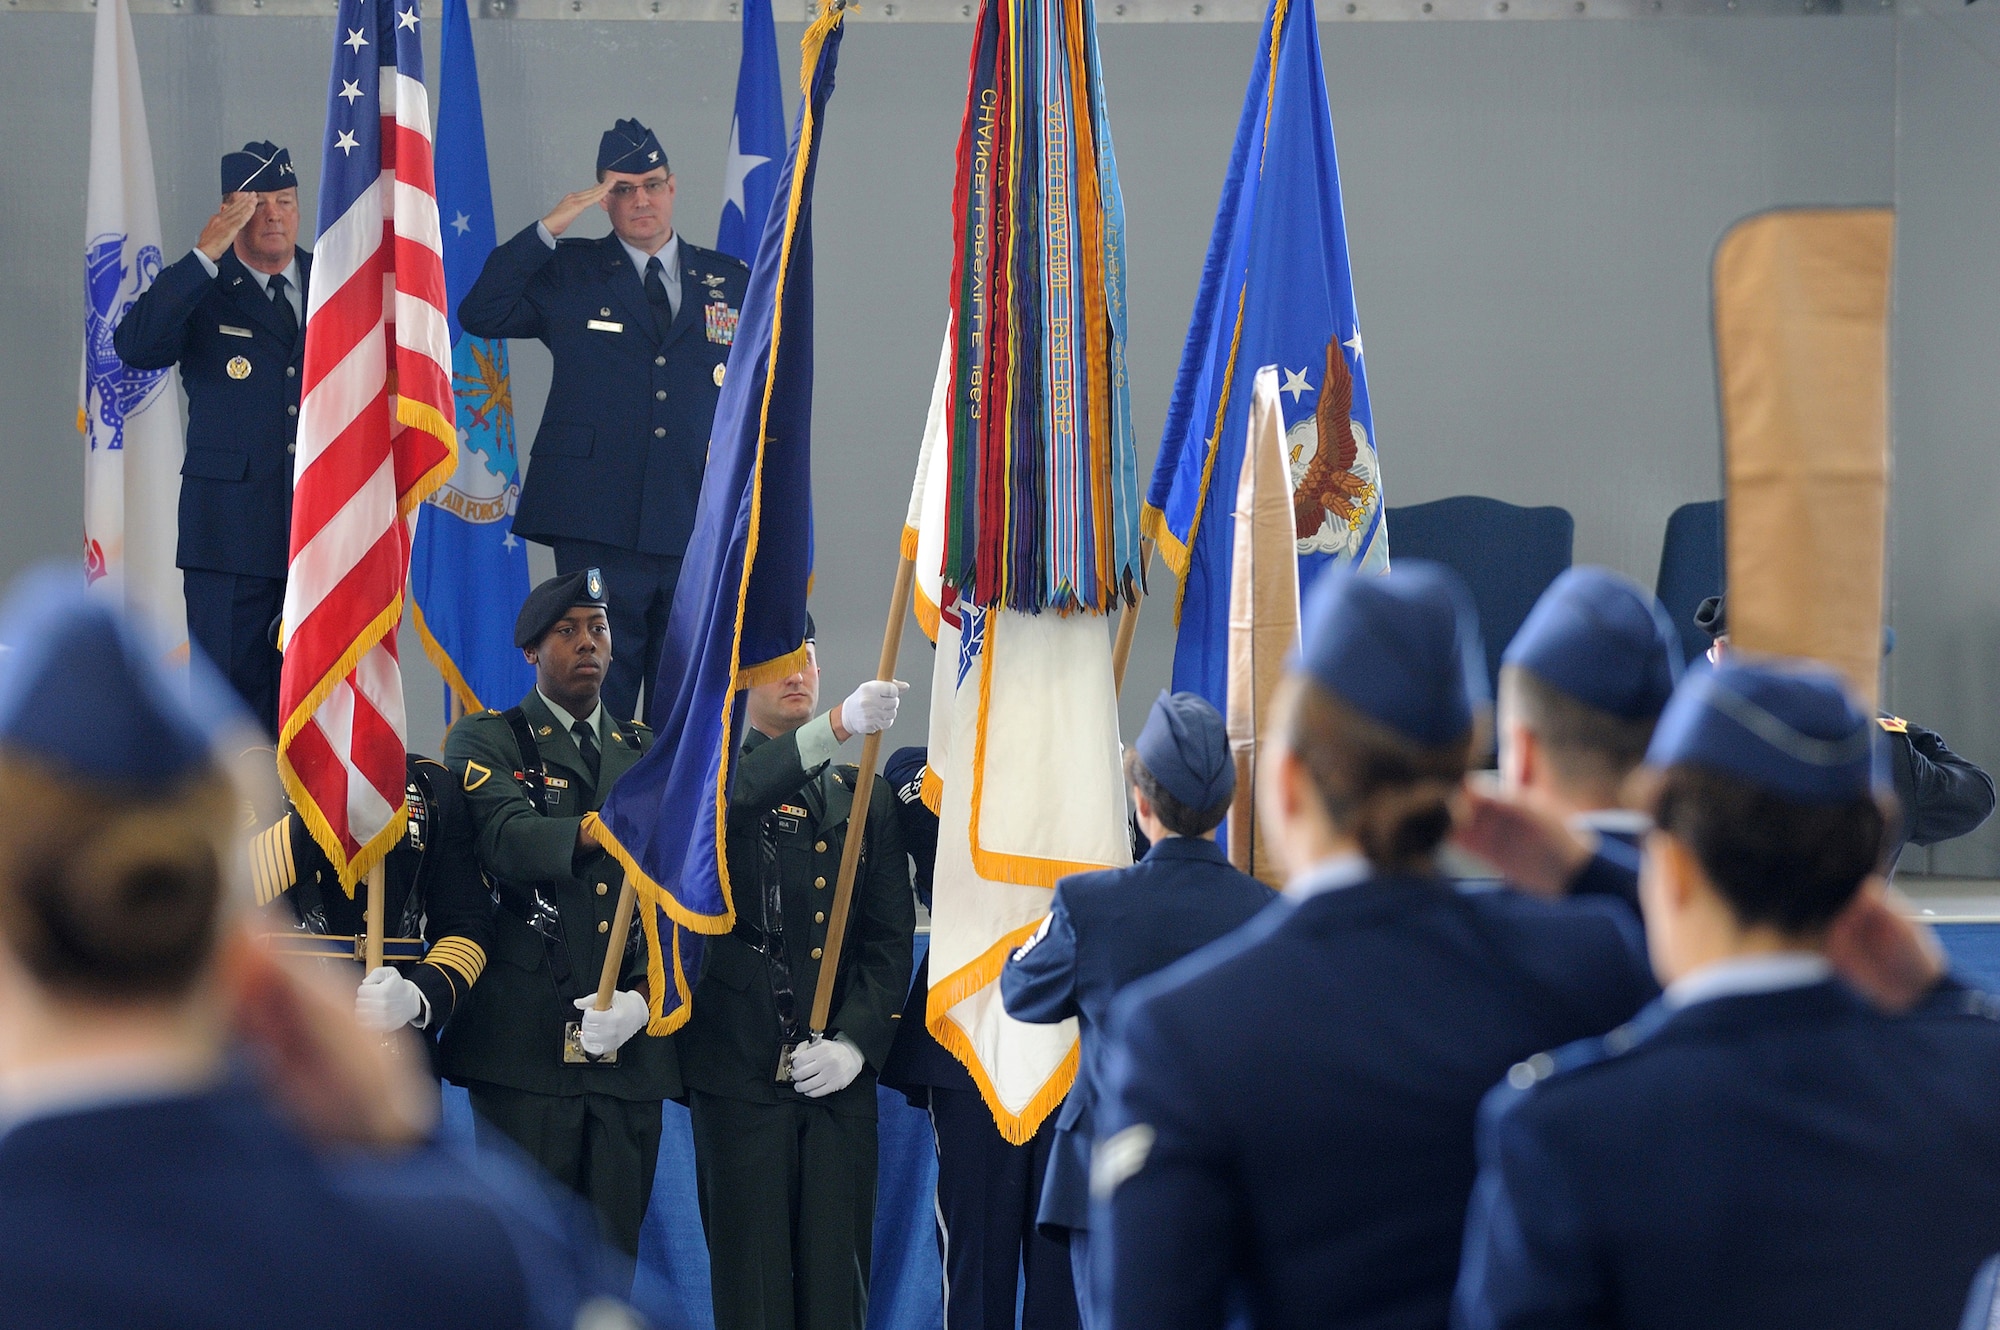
[
  {"xmin": 343, "ymin": 26, "xmax": 369, "ymax": 51},
  {"xmin": 338, "ymin": 79, "xmax": 364, "ymax": 103},
  {"xmin": 334, "ymin": 129, "xmax": 360, "ymax": 156},
  {"xmin": 722, "ymin": 117, "xmax": 771, "ymax": 221},
  {"xmin": 1280, "ymin": 367, "xmax": 1311, "ymax": 402},
  {"xmin": 1344, "ymin": 327, "xmax": 1364, "ymax": 360},
  {"xmin": 451, "ymin": 212, "xmax": 471, "ymax": 235},
  {"xmin": 397, "ymin": 5, "xmax": 420, "ymax": 27}
]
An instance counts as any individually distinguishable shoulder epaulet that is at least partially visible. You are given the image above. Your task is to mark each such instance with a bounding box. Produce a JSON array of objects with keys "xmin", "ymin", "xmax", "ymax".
[
  {"xmin": 686, "ymin": 241, "xmax": 749, "ymax": 272},
  {"xmin": 1879, "ymin": 715, "xmax": 1910, "ymax": 734},
  {"xmin": 1497, "ymin": 1017, "xmax": 1654, "ymax": 1103},
  {"xmin": 250, "ymin": 812, "xmax": 298, "ymax": 907}
]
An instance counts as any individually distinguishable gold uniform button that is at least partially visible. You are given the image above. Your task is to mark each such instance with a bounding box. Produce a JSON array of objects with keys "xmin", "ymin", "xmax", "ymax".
[
  {"xmin": 815, "ymin": 876, "xmax": 826, "ymax": 889},
  {"xmin": 815, "ymin": 911, "xmax": 825, "ymax": 924},
  {"xmin": 596, "ymin": 883, "xmax": 608, "ymax": 896},
  {"xmin": 598, "ymin": 920, "xmax": 610, "ymax": 934},
  {"xmin": 811, "ymin": 947, "xmax": 823, "ymax": 960},
  {"xmin": 815, "ymin": 841, "xmax": 827, "ymax": 853}
]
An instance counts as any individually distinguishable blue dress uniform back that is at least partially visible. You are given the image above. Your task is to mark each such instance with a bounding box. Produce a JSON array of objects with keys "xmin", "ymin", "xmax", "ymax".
[
  {"xmin": 112, "ymin": 142, "xmax": 310, "ymax": 733},
  {"xmin": 457, "ymin": 120, "xmax": 750, "ymax": 724},
  {"xmin": 879, "ymin": 746, "xmax": 1084, "ymax": 1330},
  {"xmin": 0, "ymin": 1079, "xmax": 629, "ymax": 1330},
  {"xmin": 1454, "ymin": 982, "xmax": 2000, "ymax": 1330},
  {"xmin": 1091, "ymin": 564, "xmax": 1659, "ymax": 1330},
  {"xmin": 1455, "ymin": 658, "xmax": 2000, "ymax": 1330},
  {"xmin": 1002, "ymin": 692, "xmax": 1276, "ymax": 1330}
]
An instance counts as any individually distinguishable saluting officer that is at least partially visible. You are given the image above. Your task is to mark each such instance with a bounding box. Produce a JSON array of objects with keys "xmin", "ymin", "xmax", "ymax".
[
  {"xmin": 1696, "ymin": 594, "xmax": 1996, "ymax": 868},
  {"xmin": 113, "ymin": 141, "xmax": 311, "ymax": 734},
  {"xmin": 439, "ymin": 569, "xmax": 673, "ymax": 1258},
  {"xmin": 249, "ymin": 752, "xmax": 493, "ymax": 1045},
  {"xmin": 679, "ymin": 616, "xmax": 914, "ymax": 1330},
  {"xmin": 459, "ymin": 118, "xmax": 750, "ymax": 726},
  {"xmin": 1455, "ymin": 660, "xmax": 2000, "ymax": 1330},
  {"xmin": 1001, "ymin": 692, "xmax": 1275, "ymax": 1330},
  {"xmin": 1092, "ymin": 564, "xmax": 1658, "ymax": 1330},
  {"xmin": 1452, "ymin": 567, "xmax": 1684, "ymax": 910}
]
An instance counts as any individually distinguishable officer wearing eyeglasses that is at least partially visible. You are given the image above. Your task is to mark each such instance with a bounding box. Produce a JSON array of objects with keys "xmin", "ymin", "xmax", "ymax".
[{"xmin": 460, "ymin": 117, "xmax": 750, "ymax": 727}]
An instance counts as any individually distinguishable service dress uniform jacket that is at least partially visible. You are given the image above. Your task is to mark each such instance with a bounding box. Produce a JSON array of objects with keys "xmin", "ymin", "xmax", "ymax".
[
  {"xmin": 250, "ymin": 756, "xmax": 493, "ymax": 1041},
  {"xmin": 1095, "ymin": 871, "xmax": 1658, "ymax": 1330},
  {"xmin": 456, "ymin": 226, "xmax": 748, "ymax": 558},
  {"xmin": 440, "ymin": 690, "xmax": 672, "ymax": 1257},
  {"xmin": 0, "ymin": 1077, "xmax": 625, "ymax": 1330},
  {"xmin": 679, "ymin": 722, "xmax": 914, "ymax": 1330},
  {"xmin": 1455, "ymin": 979, "xmax": 2000, "ymax": 1330},
  {"xmin": 439, "ymin": 692, "xmax": 672, "ymax": 1101},
  {"xmin": 112, "ymin": 246, "xmax": 311, "ymax": 729},
  {"xmin": 112, "ymin": 246, "xmax": 310, "ymax": 580},
  {"xmin": 1001, "ymin": 837, "xmax": 1276, "ymax": 1238}
]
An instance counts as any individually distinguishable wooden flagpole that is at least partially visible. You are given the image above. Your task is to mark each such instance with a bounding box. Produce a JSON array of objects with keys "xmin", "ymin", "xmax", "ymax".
[
  {"xmin": 809, "ymin": 553, "xmax": 918, "ymax": 1035},
  {"xmin": 363, "ymin": 862, "xmax": 386, "ymax": 972},
  {"xmin": 1110, "ymin": 539, "xmax": 1153, "ymax": 698},
  {"xmin": 595, "ymin": 873, "xmax": 638, "ymax": 1010}
]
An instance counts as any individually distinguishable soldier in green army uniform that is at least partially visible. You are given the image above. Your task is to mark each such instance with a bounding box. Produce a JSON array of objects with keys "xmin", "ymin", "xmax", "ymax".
[
  {"xmin": 249, "ymin": 751, "xmax": 491, "ymax": 1043},
  {"xmin": 681, "ymin": 615, "xmax": 916, "ymax": 1330},
  {"xmin": 437, "ymin": 568, "xmax": 674, "ymax": 1258}
]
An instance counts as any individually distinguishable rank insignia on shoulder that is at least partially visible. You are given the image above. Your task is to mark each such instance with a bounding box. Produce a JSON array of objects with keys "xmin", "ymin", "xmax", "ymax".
[
  {"xmin": 1879, "ymin": 716, "xmax": 1910, "ymax": 734},
  {"xmin": 226, "ymin": 355, "xmax": 252, "ymax": 380},
  {"xmin": 704, "ymin": 303, "xmax": 738, "ymax": 346},
  {"xmin": 462, "ymin": 760, "xmax": 492, "ymax": 792}
]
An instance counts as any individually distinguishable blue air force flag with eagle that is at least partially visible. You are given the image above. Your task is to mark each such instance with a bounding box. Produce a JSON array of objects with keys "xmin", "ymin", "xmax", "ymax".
[
  {"xmin": 1144, "ymin": 0, "xmax": 1387, "ymax": 714},
  {"xmin": 410, "ymin": 0, "xmax": 535, "ymax": 716}
]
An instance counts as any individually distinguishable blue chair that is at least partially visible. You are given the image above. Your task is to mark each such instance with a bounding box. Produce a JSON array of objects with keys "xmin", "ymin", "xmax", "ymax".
[
  {"xmin": 1385, "ymin": 496, "xmax": 1574, "ymax": 696},
  {"xmin": 1655, "ymin": 500, "xmax": 1724, "ymax": 666}
]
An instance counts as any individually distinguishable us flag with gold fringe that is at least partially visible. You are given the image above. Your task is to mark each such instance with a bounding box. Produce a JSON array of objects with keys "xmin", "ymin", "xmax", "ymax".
[{"xmin": 278, "ymin": 0, "xmax": 455, "ymax": 893}]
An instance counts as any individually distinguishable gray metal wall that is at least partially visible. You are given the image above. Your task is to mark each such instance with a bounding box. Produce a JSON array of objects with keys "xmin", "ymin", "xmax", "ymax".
[{"xmin": 14, "ymin": 12, "xmax": 1967, "ymax": 858}]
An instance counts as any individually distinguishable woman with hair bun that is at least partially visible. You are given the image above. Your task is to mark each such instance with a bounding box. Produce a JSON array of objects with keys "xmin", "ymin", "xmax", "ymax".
[
  {"xmin": 1091, "ymin": 563, "xmax": 1659, "ymax": 1330},
  {"xmin": 0, "ymin": 571, "xmax": 628, "ymax": 1330}
]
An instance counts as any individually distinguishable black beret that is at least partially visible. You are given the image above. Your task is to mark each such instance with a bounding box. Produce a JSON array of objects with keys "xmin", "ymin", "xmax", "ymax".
[
  {"xmin": 516, "ymin": 568, "xmax": 609, "ymax": 649},
  {"xmin": 1694, "ymin": 595, "xmax": 1726, "ymax": 640}
]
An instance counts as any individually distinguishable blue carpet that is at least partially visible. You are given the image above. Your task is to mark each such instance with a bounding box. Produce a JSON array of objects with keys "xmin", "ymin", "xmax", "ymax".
[{"xmin": 442, "ymin": 941, "xmax": 945, "ymax": 1330}]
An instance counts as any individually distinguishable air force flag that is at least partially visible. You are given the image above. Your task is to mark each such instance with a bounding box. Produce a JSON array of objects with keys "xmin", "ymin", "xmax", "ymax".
[
  {"xmin": 411, "ymin": 0, "xmax": 534, "ymax": 716},
  {"xmin": 1144, "ymin": 0, "xmax": 1387, "ymax": 714},
  {"xmin": 716, "ymin": 0, "xmax": 786, "ymax": 265}
]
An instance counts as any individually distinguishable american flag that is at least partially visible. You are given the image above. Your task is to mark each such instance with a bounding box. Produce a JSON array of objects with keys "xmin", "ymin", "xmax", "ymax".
[{"xmin": 277, "ymin": 0, "xmax": 455, "ymax": 891}]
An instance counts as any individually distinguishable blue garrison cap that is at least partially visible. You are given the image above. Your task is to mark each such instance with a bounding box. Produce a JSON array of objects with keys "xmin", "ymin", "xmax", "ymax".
[
  {"xmin": 598, "ymin": 119, "xmax": 669, "ymax": 176},
  {"xmin": 1503, "ymin": 567, "xmax": 1682, "ymax": 720},
  {"xmin": 1295, "ymin": 561, "xmax": 1488, "ymax": 747},
  {"xmin": 220, "ymin": 141, "xmax": 295, "ymax": 195},
  {"xmin": 1134, "ymin": 691, "xmax": 1235, "ymax": 812},
  {"xmin": 0, "ymin": 567, "xmax": 245, "ymax": 786},
  {"xmin": 1646, "ymin": 659, "xmax": 1883, "ymax": 804}
]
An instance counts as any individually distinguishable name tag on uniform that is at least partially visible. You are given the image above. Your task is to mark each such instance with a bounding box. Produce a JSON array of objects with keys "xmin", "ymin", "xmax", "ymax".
[
  {"xmin": 218, "ymin": 324, "xmax": 255, "ymax": 339},
  {"xmin": 586, "ymin": 318, "xmax": 624, "ymax": 333},
  {"xmin": 704, "ymin": 303, "xmax": 739, "ymax": 346}
]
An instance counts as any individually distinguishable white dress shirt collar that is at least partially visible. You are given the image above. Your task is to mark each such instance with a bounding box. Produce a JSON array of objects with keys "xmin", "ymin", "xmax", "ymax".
[
  {"xmin": 1284, "ymin": 852, "xmax": 1373, "ymax": 903},
  {"xmin": 1663, "ymin": 952, "xmax": 1833, "ymax": 1011}
]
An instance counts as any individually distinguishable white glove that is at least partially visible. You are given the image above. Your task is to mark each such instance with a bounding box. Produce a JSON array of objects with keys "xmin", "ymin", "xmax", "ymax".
[
  {"xmin": 572, "ymin": 990, "xmax": 650, "ymax": 1056},
  {"xmin": 355, "ymin": 966, "xmax": 427, "ymax": 1032},
  {"xmin": 838, "ymin": 679, "xmax": 909, "ymax": 737},
  {"xmin": 790, "ymin": 1033, "xmax": 866, "ymax": 1098}
]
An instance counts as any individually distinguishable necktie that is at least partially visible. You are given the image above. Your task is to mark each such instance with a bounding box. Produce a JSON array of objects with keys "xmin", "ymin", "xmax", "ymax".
[
  {"xmin": 644, "ymin": 255, "xmax": 673, "ymax": 318},
  {"xmin": 267, "ymin": 272, "xmax": 298, "ymax": 339},
  {"xmin": 572, "ymin": 719, "xmax": 601, "ymax": 785}
]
